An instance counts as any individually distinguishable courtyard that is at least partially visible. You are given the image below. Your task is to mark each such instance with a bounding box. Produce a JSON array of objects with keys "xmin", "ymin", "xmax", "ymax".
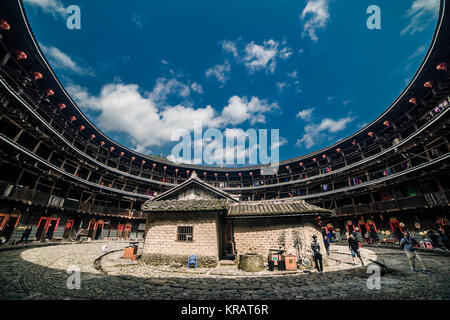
[{"xmin": 0, "ymin": 242, "xmax": 449, "ymax": 300}]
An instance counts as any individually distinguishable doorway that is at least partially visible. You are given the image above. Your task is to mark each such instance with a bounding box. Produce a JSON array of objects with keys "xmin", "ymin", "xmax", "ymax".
[
  {"xmin": 94, "ymin": 222, "xmax": 104, "ymax": 240},
  {"xmin": 223, "ymin": 221, "xmax": 235, "ymax": 257},
  {"xmin": 63, "ymin": 220, "xmax": 74, "ymax": 239}
]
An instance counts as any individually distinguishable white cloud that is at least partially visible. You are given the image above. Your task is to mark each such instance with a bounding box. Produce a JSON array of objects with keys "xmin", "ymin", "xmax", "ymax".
[
  {"xmin": 296, "ymin": 116, "xmax": 354, "ymax": 149},
  {"xmin": 219, "ymin": 96, "xmax": 279, "ymax": 126},
  {"xmin": 401, "ymin": 0, "xmax": 439, "ymax": 36},
  {"xmin": 221, "ymin": 40, "xmax": 239, "ymax": 58},
  {"xmin": 287, "ymin": 71, "xmax": 298, "ymax": 78},
  {"xmin": 243, "ymin": 40, "xmax": 279, "ymax": 73},
  {"xmin": 296, "ymin": 107, "xmax": 315, "ymax": 121},
  {"xmin": 300, "ymin": 0, "xmax": 330, "ymax": 42},
  {"xmin": 190, "ymin": 82, "xmax": 203, "ymax": 94},
  {"xmin": 205, "ymin": 62, "xmax": 231, "ymax": 85},
  {"xmin": 342, "ymin": 100, "xmax": 352, "ymax": 106},
  {"xmin": 24, "ymin": 0, "xmax": 66, "ymax": 18},
  {"xmin": 39, "ymin": 43, "xmax": 95, "ymax": 76},
  {"xmin": 67, "ymin": 80, "xmax": 278, "ymax": 153},
  {"xmin": 221, "ymin": 39, "xmax": 292, "ymax": 74},
  {"xmin": 149, "ymin": 77, "xmax": 191, "ymax": 103},
  {"xmin": 276, "ymin": 82, "xmax": 287, "ymax": 93}
]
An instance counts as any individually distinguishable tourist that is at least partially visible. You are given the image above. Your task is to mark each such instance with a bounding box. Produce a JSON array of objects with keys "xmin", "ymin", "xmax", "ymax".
[
  {"xmin": 19, "ymin": 226, "xmax": 32, "ymax": 245},
  {"xmin": 348, "ymin": 232, "xmax": 364, "ymax": 266},
  {"xmin": 427, "ymin": 228, "xmax": 440, "ymax": 249},
  {"xmin": 437, "ymin": 227, "xmax": 450, "ymax": 250},
  {"xmin": 400, "ymin": 231, "xmax": 430, "ymax": 273},
  {"xmin": 323, "ymin": 236, "xmax": 330, "ymax": 256},
  {"xmin": 76, "ymin": 228, "xmax": 83, "ymax": 242},
  {"xmin": 311, "ymin": 235, "xmax": 324, "ymax": 275},
  {"xmin": 327, "ymin": 231, "xmax": 334, "ymax": 243}
]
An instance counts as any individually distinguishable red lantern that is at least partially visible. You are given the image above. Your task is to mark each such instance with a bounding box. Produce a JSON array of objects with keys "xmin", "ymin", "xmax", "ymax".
[
  {"xmin": 16, "ymin": 50, "xmax": 27, "ymax": 61},
  {"xmin": 299, "ymin": 162, "xmax": 303, "ymax": 167},
  {"xmin": 100, "ymin": 141, "xmax": 105, "ymax": 147},
  {"xmin": 141, "ymin": 160, "xmax": 146, "ymax": 165},
  {"xmin": 383, "ymin": 120, "xmax": 390, "ymax": 127},
  {"xmin": 249, "ymin": 172, "xmax": 253, "ymax": 176},
  {"xmin": 110, "ymin": 147, "xmax": 115, "ymax": 152},
  {"xmin": 131, "ymin": 156, "xmax": 136, "ymax": 161},
  {"xmin": 322, "ymin": 155, "xmax": 327, "ymax": 159},
  {"xmin": 286, "ymin": 165, "xmax": 290, "ymax": 170},
  {"xmin": 226, "ymin": 173, "xmax": 229, "ymax": 177},
  {"xmin": 33, "ymin": 72, "xmax": 43, "ymax": 81},
  {"xmin": 409, "ymin": 98, "xmax": 417, "ymax": 105},
  {"xmin": 238, "ymin": 172, "xmax": 242, "ymax": 176},
  {"xmin": 436, "ymin": 63, "xmax": 448, "ymax": 71},
  {"xmin": 203, "ymin": 172, "xmax": 207, "ymax": 176},
  {"xmin": 175, "ymin": 168, "xmax": 178, "ymax": 173},
  {"xmin": 79, "ymin": 125, "xmax": 85, "ymax": 131},
  {"xmin": 186, "ymin": 170, "xmax": 190, "ymax": 175},
  {"xmin": 163, "ymin": 166, "xmax": 167, "ymax": 171},
  {"xmin": 424, "ymin": 81, "xmax": 433, "ymax": 88},
  {"xmin": 336, "ymin": 148, "xmax": 341, "ymax": 153},
  {"xmin": 69, "ymin": 116, "xmax": 76, "ymax": 123},
  {"xmin": 352, "ymin": 140, "xmax": 357, "ymax": 146},
  {"xmin": 214, "ymin": 173, "xmax": 218, "ymax": 177},
  {"xmin": 120, "ymin": 152, "xmax": 124, "ymax": 157},
  {"xmin": 368, "ymin": 132, "xmax": 374, "ymax": 138},
  {"xmin": 312, "ymin": 158, "xmax": 317, "ymax": 163},
  {"xmin": 0, "ymin": 19, "xmax": 11, "ymax": 31},
  {"xmin": 46, "ymin": 89, "xmax": 55, "ymax": 98},
  {"xmin": 58, "ymin": 103, "xmax": 66, "ymax": 111},
  {"xmin": 90, "ymin": 134, "xmax": 95, "ymax": 140}
]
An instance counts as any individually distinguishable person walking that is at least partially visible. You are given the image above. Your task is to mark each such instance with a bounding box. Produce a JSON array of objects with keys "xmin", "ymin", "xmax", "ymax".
[
  {"xmin": 400, "ymin": 231, "xmax": 431, "ymax": 273},
  {"xmin": 76, "ymin": 228, "xmax": 83, "ymax": 242},
  {"xmin": 348, "ymin": 232, "xmax": 364, "ymax": 266},
  {"xmin": 323, "ymin": 235, "xmax": 330, "ymax": 256},
  {"xmin": 311, "ymin": 235, "xmax": 324, "ymax": 275},
  {"xmin": 19, "ymin": 225, "xmax": 32, "ymax": 245}
]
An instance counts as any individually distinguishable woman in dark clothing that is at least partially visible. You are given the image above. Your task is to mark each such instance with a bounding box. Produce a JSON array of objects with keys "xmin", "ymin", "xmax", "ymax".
[{"xmin": 311, "ymin": 235, "xmax": 324, "ymax": 275}]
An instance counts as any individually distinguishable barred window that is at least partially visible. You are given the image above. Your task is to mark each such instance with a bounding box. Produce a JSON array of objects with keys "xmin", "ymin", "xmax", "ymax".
[{"xmin": 177, "ymin": 226, "xmax": 193, "ymax": 242}]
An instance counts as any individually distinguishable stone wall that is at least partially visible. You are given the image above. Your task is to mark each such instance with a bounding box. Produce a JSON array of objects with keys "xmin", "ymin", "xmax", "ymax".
[
  {"xmin": 142, "ymin": 212, "xmax": 220, "ymax": 267},
  {"xmin": 232, "ymin": 216, "xmax": 328, "ymax": 265}
]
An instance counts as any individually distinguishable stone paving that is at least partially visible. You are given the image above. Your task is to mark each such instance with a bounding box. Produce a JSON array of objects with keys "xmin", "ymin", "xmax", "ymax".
[{"xmin": 0, "ymin": 241, "xmax": 449, "ymax": 300}]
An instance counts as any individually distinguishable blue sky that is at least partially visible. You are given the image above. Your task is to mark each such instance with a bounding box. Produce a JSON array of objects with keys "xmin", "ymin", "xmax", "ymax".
[{"xmin": 24, "ymin": 0, "xmax": 439, "ymax": 165}]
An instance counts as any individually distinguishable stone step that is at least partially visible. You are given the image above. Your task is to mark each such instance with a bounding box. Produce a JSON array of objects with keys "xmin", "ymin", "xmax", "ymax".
[{"xmin": 219, "ymin": 259, "xmax": 235, "ymax": 266}]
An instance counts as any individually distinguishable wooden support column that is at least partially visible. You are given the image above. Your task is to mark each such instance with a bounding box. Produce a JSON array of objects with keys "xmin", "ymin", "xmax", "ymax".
[
  {"xmin": 32, "ymin": 141, "xmax": 42, "ymax": 154},
  {"xmin": 13, "ymin": 129, "xmax": 24, "ymax": 143}
]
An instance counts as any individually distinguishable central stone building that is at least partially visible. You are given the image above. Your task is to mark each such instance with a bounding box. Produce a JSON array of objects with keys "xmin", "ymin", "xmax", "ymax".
[{"xmin": 141, "ymin": 172, "xmax": 331, "ymax": 267}]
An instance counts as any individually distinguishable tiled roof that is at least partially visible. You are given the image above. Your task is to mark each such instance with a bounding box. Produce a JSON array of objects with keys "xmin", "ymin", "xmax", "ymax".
[
  {"xmin": 228, "ymin": 199, "xmax": 331, "ymax": 217},
  {"xmin": 141, "ymin": 199, "xmax": 229, "ymax": 212}
]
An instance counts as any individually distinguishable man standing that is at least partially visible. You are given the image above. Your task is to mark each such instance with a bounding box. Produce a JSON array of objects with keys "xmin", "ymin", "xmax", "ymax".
[
  {"xmin": 323, "ymin": 235, "xmax": 330, "ymax": 256},
  {"xmin": 311, "ymin": 235, "xmax": 324, "ymax": 275},
  {"xmin": 400, "ymin": 231, "xmax": 430, "ymax": 273},
  {"xmin": 76, "ymin": 228, "xmax": 83, "ymax": 242},
  {"xmin": 348, "ymin": 232, "xmax": 364, "ymax": 266}
]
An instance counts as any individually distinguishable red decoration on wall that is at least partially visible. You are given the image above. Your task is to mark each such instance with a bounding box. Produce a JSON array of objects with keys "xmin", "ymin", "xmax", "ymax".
[
  {"xmin": 163, "ymin": 166, "xmax": 167, "ymax": 171},
  {"xmin": 368, "ymin": 132, "xmax": 374, "ymax": 138},
  {"xmin": 79, "ymin": 125, "xmax": 85, "ymax": 131},
  {"xmin": 352, "ymin": 140, "xmax": 357, "ymax": 146},
  {"xmin": 0, "ymin": 20, "xmax": 11, "ymax": 31},
  {"xmin": 100, "ymin": 141, "xmax": 105, "ymax": 147},
  {"xmin": 90, "ymin": 134, "xmax": 95, "ymax": 140},
  {"xmin": 33, "ymin": 72, "xmax": 43, "ymax": 81},
  {"xmin": 299, "ymin": 162, "xmax": 303, "ymax": 167},
  {"xmin": 46, "ymin": 89, "xmax": 55, "ymax": 98},
  {"xmin": 58, "ymin": 103, "xmax": 66, "ymax": 111},
  {"xmin": 249, "ymin": 172, "xmax": 253, "ymax": 176},
  {"xmin": 175, "ymin": 168, "xmax": 178, "ymax": 173},
  {"xmin": 186, "ymin": 170, "xmax": 190, "ymax": 175},
  {"xmin": 436, "ymin": 62, "xmax": 448, "ymax": 71},
  {"xmin": 322, "ymin": 154, "xmax": 327, "ymax": 159},
  {"xmin": 204, "ymin": 172, "xmax": 207, "ymax": 176},
  {"xmin": 286, "ymin": 165, "xmax": 290, "ymax": 170},
  {"xmin": 409, "ymin": 98, "xmax": 417, "ymax": 105},
  {"xmin": 110, "ymin": 147, "xmax": 115, "ymax": 152},
  {"xmin": 336, "ymin": 148, "xmax": 341, "ymax": 153},
  {"xmin": 69, "ymin": 116, "xmax": 76, "ymax": 123},
  {"xmin": 120, "ymin": 152, "xmax": 124, "ymax": 157},
  {"xmin": 238, "ymin": 172, "xmax": 242, "ymax": 176},
  {"xmin": 424, "ymin": 81, "xmax": 434, "ymax": 88},
  {"xmin": 312, "ymin": 158, "xmax": 317, "ymax": 163},
  {"xmin": 16, "ymin": 50, "xmax": 27, "ymax": 61},
  {"xmin": 383, "ymin": 120, "xmax": 390, "ymax": 127},
  {"xmin": 141, "ymin": 160, "xmax": 146, "ymax": 165},
  {"xmin": 131, "ymin": 156, "xmax": 136, "ymax": 161},
  {"xmin": 214, "ymin": 173, "xmax": 218, "ymax": 177}
]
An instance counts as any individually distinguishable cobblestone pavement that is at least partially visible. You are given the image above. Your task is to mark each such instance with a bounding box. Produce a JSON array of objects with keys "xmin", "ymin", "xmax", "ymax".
[{"xmin": 0, "ymin": 242, "xmax": 449, "ymax": 300}]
